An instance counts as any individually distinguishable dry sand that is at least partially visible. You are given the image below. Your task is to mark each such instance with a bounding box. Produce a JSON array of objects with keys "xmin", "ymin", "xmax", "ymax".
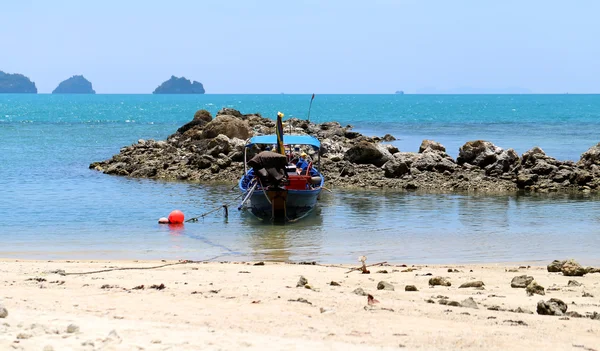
[{"xmin": 1, "ymin": 259, "xmax": 599, "ymax": 350}]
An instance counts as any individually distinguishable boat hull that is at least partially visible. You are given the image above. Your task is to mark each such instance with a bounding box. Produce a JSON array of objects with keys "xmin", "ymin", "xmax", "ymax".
[{"xmin": 247, "ymin": 188, "xmax": 321, "ymax": 222}]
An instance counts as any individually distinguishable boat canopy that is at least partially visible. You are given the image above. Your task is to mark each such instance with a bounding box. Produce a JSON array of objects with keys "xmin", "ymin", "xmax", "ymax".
[{"xmin": 246, "ymin": 135, "xmax": 321, "ymax": 150}]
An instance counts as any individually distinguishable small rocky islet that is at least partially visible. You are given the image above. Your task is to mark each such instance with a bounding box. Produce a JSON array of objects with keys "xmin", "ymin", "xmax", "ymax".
[
  {"xmin": 90, "ymin": 108, "xmax": 600, "ymax": 193},
  {"xmin": 0, "ymin": 70, "xmax": 37, "ymax": 93},
  {"xmin": 152, "ymin": 76, "xmax": 205, "ymax": 94},
  {"xmin": 52, "ymin": 75, "xmax": 95, "ymax": 94}
]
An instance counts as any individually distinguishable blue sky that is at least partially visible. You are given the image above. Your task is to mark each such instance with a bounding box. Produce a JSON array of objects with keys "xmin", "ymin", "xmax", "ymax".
[{"xmin": 2, "ymin": 0, "xmax": 599, "ymax": 94}]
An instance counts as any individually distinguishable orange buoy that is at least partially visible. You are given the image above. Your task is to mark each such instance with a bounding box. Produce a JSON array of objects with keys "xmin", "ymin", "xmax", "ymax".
[
  {"xmin": 168, "ymin": 210, "xmax": 185, "ymax": 224},
  {"xmin": 158, "ymin": 217, "xmax": 169, "ymax": 224}
]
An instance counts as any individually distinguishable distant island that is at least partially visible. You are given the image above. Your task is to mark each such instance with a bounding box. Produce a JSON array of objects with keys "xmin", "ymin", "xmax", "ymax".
[
  {"xmin": 153, "ymin": 76, "xmax": 205, "ymax": 94},
  {"xmin": 395, "ymin": 90, "xmax": 404, "ymax": 94},
  {"xmin": 52, "ymin": 75, "xmax": 96, "ymax": 94},
  {"xmin": 0, "ymin": 70, "xmax": 37, "ymax": 93}
]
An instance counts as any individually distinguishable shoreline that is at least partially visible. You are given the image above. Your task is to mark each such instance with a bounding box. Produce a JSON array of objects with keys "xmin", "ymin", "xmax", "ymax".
[{"xmin": 2, "ymin": 259, "xmax": 599, "ymax": 350}]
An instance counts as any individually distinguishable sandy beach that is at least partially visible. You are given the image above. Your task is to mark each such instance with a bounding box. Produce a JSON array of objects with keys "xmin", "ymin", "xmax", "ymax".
[{"xmin": 1, "ymin": 259, "xmax": 599, "ymax": 350}]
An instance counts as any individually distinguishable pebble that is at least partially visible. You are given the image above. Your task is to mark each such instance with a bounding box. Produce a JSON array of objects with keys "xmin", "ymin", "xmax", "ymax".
[
  {"xmin": 151, "ymin": 340, "xmax": 162, "ymax": 344},
  {"xmin": 377, "ymin": 281, "xmax": 394, "ymax": 291},
  {"xmin": 568, "ymin": 280, "xmax": 582, "ymax": 287},
  {"xmin": 405, "ymin": 285, "xmax": 418, "ymax": 292},
  {"xmin": 0, "ymin": 305, "xmax": 8, "ymax": 318},
  {"xmin": 16, "ymin": 333, "xmax": 31, "ymax": 340},
  {"xmin": 526, "ymin": 281, "xmax": 546, "ymax": 296},
  {"xmin": 296, "ymin": 276, "xmax": 308, "ymax": 288},
  {"xmin": 459, "ymin": 281, "xmax": 485, "ymax": 288},
  {"xmin": 43, "ymin": 346, "xmax": 54, "ymax": 351},
  {"xmin": 510, "ymin": 275, "xmax": 534, "ymax": 288},
  {"xmin": 460, "ymin": 297, "xmax": 479, "ymax": 309},
  {"xmin": 353, "ymin": 287, "xmax": 368, "ymax": 296},
  {"xmin": 429, "ymin": 276, "xmax": 451, "ymax": 287},
  {"xmin": 66, "ymin": 324, "xmax": 80, "ymax": 333}
]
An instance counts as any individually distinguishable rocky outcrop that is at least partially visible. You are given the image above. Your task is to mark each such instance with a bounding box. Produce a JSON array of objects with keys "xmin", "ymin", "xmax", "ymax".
[
  {"xmin": 89, "ymin": 108, "xmax": 600, "ymax": 193},
  {"xmin": 52, "ymin": 75, "xmax": 95, "ymax": 94},
  {"xmin": 153, "ymin": 76, "xmax": 205, "ymax": 94},
  {"xmin": 0, "ymin": 70, "xmax": 37, "ymax": 93}
]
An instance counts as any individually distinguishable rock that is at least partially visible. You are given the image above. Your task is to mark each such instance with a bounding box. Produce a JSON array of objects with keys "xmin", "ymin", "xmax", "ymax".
[
  {"xmin": 296, "ymin": 276, "xmax": 308, "ymax": 288},
  {"xmin": 16, "ymin": 333, "xmax": 31, "ymax": 339},
  {"xmin": 457, "ymin": 140, "xmax": 501, "ymax": 168},
  {"xmin": 353, "ymin": 287, "xmax": 368, "ymax": 296},
  {"xmin": 565, "ymin": 311, "xmax": 584, "ymax": 318},
  {"xmin": 377, "ymin": 281, "xmax": 394, "ymax": 291},
  {"xmin": 537, "ymin": 298, "xmax": 567, "ymax": 316},
  {"xmin": 459, "ymin": 281, "xmax": 485, "ymax": 288},
  {"xmin": 510, "ymin": 275, "xmax": 534, "ymax": 288},
  {"xmin": 203, "ymin": 115, "xmax": 251, "ymax": 140},
  {"xmin": 0, "ymin": 70, "xmax": 37, "ymax": 93},
  {"xmin": 587, "ymin": 267, "xmax": 600, "ymax": 274},
  {"xmin": 460, "ymin": 297, "xmax": 479, "ymax": 309},
  {"xmin": 458, "ymin": 140, "xmax": 518, "ymax": 176},
  {"xmin": 153, "ymin": 75, "xmax": 205, "ymax": 94},
  {"xmin": 193, "ymin": 109, "xmax": 213, "ymax": 123},
  {"xmin": 383, "ymin": 158, "xmax": 410, "ymax": 178},
  {"xmin": 419, "ymin": 140, "xmax": 446, "ymax": 153},
  {"xmin": 516, "ymin": 172, "xmax": 538, "ymax": 188},
  {"xmin": 52, "ymin": 75, "xmax": 95, "ymax": 94},
  {"xmin": 526, "ymin": 281, "xmax": 545, "ymax": 296},
  {"xmin": 578, "ymin": 142, "xmax": 600, "ymax": 168},
  {"xmin": 0, "ymin": 305, "xmax": 7, "ymax": 318},
  {"xmin": 382, "ymin": 134, "xmax": 396, "ymax": 141},
  {"xmin": 439, "ymin": 299, "xmax": 461, "ymax": 306},
  {"xmin": 330, "ymin": 281, "xmax": 341, "ymax": 286},
  {"xmin": 547, "ymin": 260, "xmax": 566, "ymax": 272},
  {"xmin": 568, "ymin": 280, "xmax": 582, "ymax": 287},
  {"xmin": 429, "ymin": 276, "xmax": 451, "ymax": 287},
  {"xmin": 345, "ymin": 141, "xmax": 390, "ymax": 167},
  {"xmin": 217, "ymin": 108, "xmax": 243, "ymax": 118},
  {"xmin": 512, "ymin": 307, "xmax": 534, "ymax": 314},
  {"xmin": 66, "ymin": 324, "xmax": 80, "ymax": 333},
  {"xmin": 405, "ymin": 285, "xmax": 418, "ymax": 292},
  {"xmin": 561, "ymin": 259, "xmax": 587, "ymax": 276},
  {"xmin": 412, "ymin": 150, "xmax": 456, "ymax": 173}
]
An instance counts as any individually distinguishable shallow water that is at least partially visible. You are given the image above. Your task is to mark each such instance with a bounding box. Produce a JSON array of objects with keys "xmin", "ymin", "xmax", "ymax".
[{"xmin": 2, "ymin": 94, "xmax": 600, "ymax": 264}]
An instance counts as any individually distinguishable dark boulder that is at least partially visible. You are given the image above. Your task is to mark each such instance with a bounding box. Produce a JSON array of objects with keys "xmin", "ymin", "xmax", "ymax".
[
  {"xmin": 537, "ymin": 298, "xmax": 567, "ymax": 316},
  {"xmin": 547, "ymin": 260, "xmax": 566, "ymax": 272},
  {"xmin": 511, "ymin": 275, "xmax": 534, "ymax": 288},
  {"xmin": 383, "ymin": 158, "xmax": 410, "ymax": 178}
]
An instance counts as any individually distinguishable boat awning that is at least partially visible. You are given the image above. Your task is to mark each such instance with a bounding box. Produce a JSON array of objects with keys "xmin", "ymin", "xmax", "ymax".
[{"xmin": 246, "ymin": 134, "xmax": 321, "ymax": 149}]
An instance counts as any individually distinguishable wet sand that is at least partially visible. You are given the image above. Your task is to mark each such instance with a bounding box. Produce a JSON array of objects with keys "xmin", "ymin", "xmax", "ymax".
[{"xmin": 1, "ymin": 259, "xmax": 599, "ymax": 350}]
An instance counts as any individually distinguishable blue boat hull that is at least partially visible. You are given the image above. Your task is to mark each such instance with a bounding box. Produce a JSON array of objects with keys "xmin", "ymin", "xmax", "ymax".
[
  {"xmin": 247, "ymin": 188, "xmax": 321, "ymax": 222},
  {"xmin": 239, "ymin": 169, "xmax": 324, "ymax": 223}
]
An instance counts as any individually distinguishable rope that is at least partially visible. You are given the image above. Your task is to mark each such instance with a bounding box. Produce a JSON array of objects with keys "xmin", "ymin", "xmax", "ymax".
[
  {"xmin": 186, "ymin": 193, "xmax": 244, "ymax": 222},
  {"xmin": 60, "ymin": 258, "xmax": 224, "ymax": 276}
]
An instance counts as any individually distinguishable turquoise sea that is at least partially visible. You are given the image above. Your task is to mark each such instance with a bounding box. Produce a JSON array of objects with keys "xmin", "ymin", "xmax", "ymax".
[{"xmin": 2, "ymin": 94, "xmax": 600, "ymax": 264}]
